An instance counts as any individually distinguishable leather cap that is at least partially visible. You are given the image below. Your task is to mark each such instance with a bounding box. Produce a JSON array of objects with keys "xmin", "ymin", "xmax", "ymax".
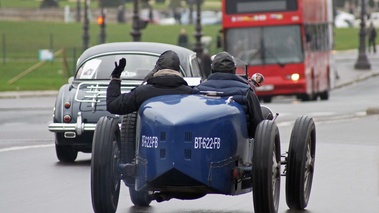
[{"xmin": 211, "ymin": 51, "xmax": 236, "ymax": 74}]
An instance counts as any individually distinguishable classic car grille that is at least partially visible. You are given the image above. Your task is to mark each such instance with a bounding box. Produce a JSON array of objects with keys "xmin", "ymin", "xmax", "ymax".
[{"xmin": 75, "ymin": 81, "xmax": 141, "ymax": 103}]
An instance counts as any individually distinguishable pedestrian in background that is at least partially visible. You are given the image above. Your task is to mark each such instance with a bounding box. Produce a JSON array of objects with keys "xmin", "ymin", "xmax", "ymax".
[
  {"xmin": 177, "ymin": 28, "xmax": 189, "ymax": 48},
  {"xmin": 368, "ymin": 22, "xmax": 377, "ymax": 54}
]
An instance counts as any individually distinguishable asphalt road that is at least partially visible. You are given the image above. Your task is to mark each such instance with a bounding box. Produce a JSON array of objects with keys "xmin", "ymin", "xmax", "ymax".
[{"xmin": 0, "ymin": 76, "xmax": 378, "ymax": 213}]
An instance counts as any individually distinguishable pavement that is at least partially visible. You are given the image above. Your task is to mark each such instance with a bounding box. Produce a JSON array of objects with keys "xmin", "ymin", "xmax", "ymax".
[
  {"xmin": 332, "ymin": 49, "xmax": 379, "ymax": 89},
  {"xmin": 1, "ymin": 49, "xmax": 379, "ymax": 100}
]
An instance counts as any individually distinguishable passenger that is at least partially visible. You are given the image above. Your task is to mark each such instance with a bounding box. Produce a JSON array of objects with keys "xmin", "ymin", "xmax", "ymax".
[
  {"xmin": 106, "ymin": 50, "xmax": 193, "ymax": 115},
  {"xmin": 193, "ymin": 51, "xmax": 264, "ymax": 138}
]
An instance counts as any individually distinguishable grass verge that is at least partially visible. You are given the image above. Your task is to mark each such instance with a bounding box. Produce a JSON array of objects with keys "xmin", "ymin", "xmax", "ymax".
[{"xmin": 0, "ymin": 19, "xmax": 365, "ymax": 91}]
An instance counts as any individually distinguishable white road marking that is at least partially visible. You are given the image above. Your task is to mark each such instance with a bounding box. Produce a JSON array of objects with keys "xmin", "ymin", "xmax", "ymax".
[{"xmin": 0, "ymin": 144, "xmax": 53, "ymax": 152}]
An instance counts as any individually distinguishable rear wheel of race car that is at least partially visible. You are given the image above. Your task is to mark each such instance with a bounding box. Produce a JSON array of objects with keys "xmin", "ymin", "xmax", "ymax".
[
  {"xmin": 91, "ymin": 116, "xmax": 121, "ymax": 213},
  {"xmin": 129, "ymin": 188, "xmax": 151, "ymax": 206},
  {"xmin": 121, "ymin": 112, "xmax": 152, "ymax": 206},
  {"xmin": 55, "ymin": 143, "xmax": 77, "ymax": 163},
  {"xmin": 120, "ymin": 112, "xmax": 137, "ymax": 166},
  {"xmin": 286, "ymin": 116, "xmax": 316, "ymax": 210},
  {"xmin": 252, "ymin": 120, "xmax": 281, "ymax": 213}
]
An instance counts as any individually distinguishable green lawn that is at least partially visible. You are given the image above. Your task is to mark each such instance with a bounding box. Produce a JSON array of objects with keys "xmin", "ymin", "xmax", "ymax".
[
  {"xmin": 0, "ymin": 20, "xmax": 221, "ymax": 91},
  {"xmin": 0, "ymin": 18, "xmax": 365, "ymax": 91}
]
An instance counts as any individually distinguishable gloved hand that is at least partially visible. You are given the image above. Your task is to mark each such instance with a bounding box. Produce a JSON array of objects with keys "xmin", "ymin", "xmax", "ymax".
[{"xmin": 111, "ymin": 58, "xmax": 126, "ymax": 78}]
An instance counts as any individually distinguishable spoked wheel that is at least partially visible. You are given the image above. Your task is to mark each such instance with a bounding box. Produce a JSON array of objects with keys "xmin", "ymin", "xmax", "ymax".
[
  {"xmin": 121, "ymin": 112, "xmax": 152, "ymax": 207},
  {"xmin": 91, "ymin": 116, "xmax": 121, "ymax": 213},
  {"xmin": 252, "ymin": 120, "xmax": 281, "ymax": 213},
  {"xmin": 286, "ymin": 116, "xmax": 316, "ymax": 210}
]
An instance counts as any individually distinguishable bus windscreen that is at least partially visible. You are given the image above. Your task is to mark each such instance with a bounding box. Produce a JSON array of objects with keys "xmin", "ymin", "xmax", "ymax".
[
  {"xmin": 225, "ymin": 25, "xmax": 303, "ymax": 66},
  {"xmin": 225, "ymin": 0, "xmax": 298, "ymax": 14}
]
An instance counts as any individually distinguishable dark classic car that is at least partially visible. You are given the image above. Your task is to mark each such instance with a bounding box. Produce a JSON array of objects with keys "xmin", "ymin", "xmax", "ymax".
[{"xmin": 48, "ymin": 42, "xmax": 204, "ymax": 162}]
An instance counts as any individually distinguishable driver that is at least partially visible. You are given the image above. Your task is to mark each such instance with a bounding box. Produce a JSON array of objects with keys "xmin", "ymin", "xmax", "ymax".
[
  {"xmin": 106, "ymin": 50, "xmax": 193, "ymax": 115},
  {"xmin": 193, "ymin": 51, "xmax": 264, "ymax": 138}
]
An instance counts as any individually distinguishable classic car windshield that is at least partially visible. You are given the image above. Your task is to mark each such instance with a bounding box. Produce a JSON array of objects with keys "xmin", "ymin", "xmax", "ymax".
[{"xmin": 75, "ymin": 54, "xmax": 159, "ymax": 80}]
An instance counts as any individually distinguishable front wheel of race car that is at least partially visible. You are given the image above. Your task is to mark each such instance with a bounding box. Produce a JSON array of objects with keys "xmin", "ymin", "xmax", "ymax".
[
  {"xmin": 252, "ymin": 120, "xmax": 281, "ymax": 213},
  {"xmin": 91, "ymin": 116, "xmax": 121, "ymax": 213},
  {"xmin": 286, "ymin": 116, "xmax": 316, "ymax": 210}
]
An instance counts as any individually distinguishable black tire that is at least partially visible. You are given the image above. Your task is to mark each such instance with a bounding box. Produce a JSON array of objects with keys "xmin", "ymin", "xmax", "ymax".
[
  {"xmin": 120, "ymin": 112, "xmax": 152, "ymax": 206},
  {"xmin": 55, "ymin": 143, "xmax": 77, "ymax": 163},
  {"xmin": 252, "ymin": 120, "xmax": 281, "ymax": 213},
  {"xmin": 286, "ymin": 116, "xmax": 316, "ymax": 210},
  {"xmin": 298, "ymin": 93, "xmax": 316, "ymax": 102},
  {"xmin": 120, "ymin": 112, "xmax": 137, "ymax": 165},
  {"xmin": 319, "ymin": 90, "xmax": 329, "ymax": 100},
  {"xmin": 261, "ymin": 96, "xmax": 272, "ymax": 103},
  {"xmin": 129, "ymin": 188, "xmax": 151, "ymax": 206},
  {"xmin": 91, "ymin": 116, "xmax": 121, "ymax": 213}
]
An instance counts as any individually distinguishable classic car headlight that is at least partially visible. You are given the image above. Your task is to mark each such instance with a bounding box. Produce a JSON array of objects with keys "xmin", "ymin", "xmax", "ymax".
[{"xmin": 63, "ymin": 114, "xmax": 72, "ymax": 123}]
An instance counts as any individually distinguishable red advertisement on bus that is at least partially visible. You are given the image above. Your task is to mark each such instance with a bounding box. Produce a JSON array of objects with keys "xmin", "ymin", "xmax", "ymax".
[{"xmin": 220, "ymin": 0, "xmax": 334, "ymax": 102}]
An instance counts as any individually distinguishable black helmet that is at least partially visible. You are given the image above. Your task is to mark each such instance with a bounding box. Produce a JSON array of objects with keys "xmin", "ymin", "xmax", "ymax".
[{"xmin": 211, "ymin": 51, "xmax": 236, "ymax": 74}]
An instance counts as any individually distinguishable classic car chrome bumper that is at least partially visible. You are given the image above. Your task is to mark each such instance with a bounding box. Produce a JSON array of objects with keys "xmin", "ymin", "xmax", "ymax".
[{"xmin": 48, "ymin": 112, "xmax": 96, "ymax": 138}]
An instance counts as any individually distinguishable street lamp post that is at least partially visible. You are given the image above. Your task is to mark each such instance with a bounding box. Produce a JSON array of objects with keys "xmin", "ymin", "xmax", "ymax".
[
  {"xmin": 130, "ymin": 0, "xmax": 141, "ymax": 41},
  {"xmin": 76, "ymin": 0, "xmax": 81, "ymax": 22},
  {"xmin": 193, "ymin": 0, "xmax": 203, "ymax": 58},
  {"xmin": 354, "ymin": 0, "xmax": 371, "ymax": 70},
  {"xmin": 82, "ymin": 0, "xmax": 90, "ymax": 51}
]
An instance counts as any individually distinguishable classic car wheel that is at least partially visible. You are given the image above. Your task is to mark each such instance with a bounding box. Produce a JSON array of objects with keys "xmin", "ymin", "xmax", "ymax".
[
  {"xmin": 286, "ymin": 116, "xmax": 316, "ymax": 210},
  {"xmin": 55, "ymin": 143, "xmax": 77, "ymax": 163},
  {"xmin": 91, "ymin": 116, "xmax": 121, "ymax": 213},
  {"xmin": 252, "ymin": 120, "xmax": 281, "ymax": 213},
  {"xmin": 121, "ymin": 112, "xmax": 152, "ymax": 206}
]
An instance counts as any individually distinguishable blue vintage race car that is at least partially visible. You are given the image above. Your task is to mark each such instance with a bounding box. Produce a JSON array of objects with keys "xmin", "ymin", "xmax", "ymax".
[
  {"xmin": 90, "ymin": 70, "xmax": 316, "ymax": 212},
  {"xmin": 48, "ymin": 42, "xmax": 204, "ymax": 163}
]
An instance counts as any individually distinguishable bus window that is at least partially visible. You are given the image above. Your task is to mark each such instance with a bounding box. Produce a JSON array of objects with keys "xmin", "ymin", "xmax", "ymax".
[
  {"xmin": 225, "ymin": 0, "xmax": 298, "ymax": 14},
  {"xmin": 225, "ymin": 25, "xmax": 303, "ymax": 66}
]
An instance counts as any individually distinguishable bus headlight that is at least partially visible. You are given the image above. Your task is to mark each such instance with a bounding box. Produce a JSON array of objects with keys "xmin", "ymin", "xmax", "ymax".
[{"xmin": 290, "ymin": 73, "xmax": 300, "ymax": 81}]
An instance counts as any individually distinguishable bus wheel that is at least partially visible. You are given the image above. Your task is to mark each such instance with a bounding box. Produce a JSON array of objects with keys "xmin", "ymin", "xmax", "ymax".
[
  {"xmin": 261, "ymin": 96, "xmax": 272, "ymax": 103},
  {"xmin": 298, "ymin": 93, "xmax": 315, "ymax": 102},
  {"xmin": 320, "ymin": 90, "xmax": 329, "ymax": 100}
]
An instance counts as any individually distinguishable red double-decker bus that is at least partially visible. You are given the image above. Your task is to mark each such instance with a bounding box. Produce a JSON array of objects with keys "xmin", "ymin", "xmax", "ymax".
[{"xmin": 220, "ymin": 0, "xmax": 334, "ymax": 102}]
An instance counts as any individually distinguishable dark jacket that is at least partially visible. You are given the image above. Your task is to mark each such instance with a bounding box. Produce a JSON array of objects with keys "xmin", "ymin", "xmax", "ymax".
[
  {"xmin": 369, "ymin": 26, "xmax": 377, "ymax": 41},
  {"xmin": 107, "ymin": 69, "xmax": 193, "ymax": 115},
  {"xmin": 194, "ymin": 72, "xmax": 264, "ymax": 138}
]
